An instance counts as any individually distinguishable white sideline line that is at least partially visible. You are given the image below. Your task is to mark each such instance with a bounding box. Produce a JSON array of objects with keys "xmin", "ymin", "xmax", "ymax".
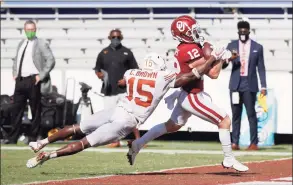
[
  {"xmin": 227, "ymin": 182, "xmax": 292, "ymax": 185},
  {"xmin": 22, "ymin": 157, "xmax": 292, "ymax": 185},
  {"xmin": 226, "ymin": 176, "xmax": 292, "ymax": 185},
  {"xmin": 272, "ymin": 177, "xmax": 293, "ymax": 181},
  {"xmin": 1, "ymin": 146, "xmax": 292, "ymax": 156}
]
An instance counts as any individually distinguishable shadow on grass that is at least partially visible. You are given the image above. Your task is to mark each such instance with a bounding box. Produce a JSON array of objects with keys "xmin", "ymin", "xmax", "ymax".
[
  {"xmin": 205, "ymin": 172, "xmax": 258, "ymax": 177},
  {"xmin": 40, "ymin": 171, "xmax": 257, "ymax": 177}
]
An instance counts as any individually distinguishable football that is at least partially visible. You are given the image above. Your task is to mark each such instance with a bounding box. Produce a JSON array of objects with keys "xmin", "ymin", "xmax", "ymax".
[{"xmin": 202, "ymin": 42, "xmax": 213, "ymax": 60}]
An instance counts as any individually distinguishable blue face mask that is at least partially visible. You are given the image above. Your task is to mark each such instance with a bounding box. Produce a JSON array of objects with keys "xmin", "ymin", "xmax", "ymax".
[{"xmin": 110, "ymin": 38, "xmax": 121, "ymax": 48}]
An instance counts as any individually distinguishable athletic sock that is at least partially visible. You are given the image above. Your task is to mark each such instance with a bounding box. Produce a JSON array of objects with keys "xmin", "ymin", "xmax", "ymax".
[
  {"xmin": 134, "ymin": 123, "xmax": 167, "ymax": 151},
  {"xmin": 218, "ymin": 129, "xmax": 234, "ymax": 159},
  {"xmin": 40, "ymin": 138, "xmax": 49, "ymax": 145},
  {"xmin": 49, "ymin": 151, "xmax": 57, "ymax": 159}
]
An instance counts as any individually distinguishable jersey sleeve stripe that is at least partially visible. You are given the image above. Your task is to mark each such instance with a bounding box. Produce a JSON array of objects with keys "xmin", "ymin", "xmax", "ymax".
[{"xmin": 164, "ymin": 73, "xmax": 176, "ymax": 81}]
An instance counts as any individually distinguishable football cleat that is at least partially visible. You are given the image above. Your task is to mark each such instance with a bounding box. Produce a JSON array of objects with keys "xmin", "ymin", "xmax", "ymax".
[
  {"xmin": 26, "ymin": 152, "xmax": 49, "ymax": 168},
  {"xmin": 222, "ymin": 157, "xmax": 249, "ymax": 172},
  {"xmin": 29, "ymin": 141, "xmax": 45, "ymax": 153},
  {"xmin": 126, "ymin": 140, "xmax": 138, "ymax": 166}
]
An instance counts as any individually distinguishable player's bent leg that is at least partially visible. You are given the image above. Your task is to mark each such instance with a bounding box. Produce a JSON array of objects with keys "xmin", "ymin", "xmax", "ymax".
[
  {"xmin": 130, "ymin": 121, "xmax": 169, "ymax": 157},
  {"xmin": 128, "ymin": 121, "xmax": 170, "ymax": 165},
  {"xmin": 29, "ymin": 109, "xmax": 112, "ymax": 153},
  {"xmin": 128, "ymin": 103, "xmax": 190, "ymax": 165},
  {"xmin": 29, "ymin": 124, "xmax": 82, "ymax": 153},
  {"xmin": 26, "ymin": 137, "xmax": 91, "ymax": 168},
  {"xmin": 181, "ymin": 92, "xmax": 248, "ymax": 172},
  {"xmin": 165, "ymin": 119, "xmax": 182, "ymax": 133},
  {"xmin": 218, "ymin": 116, "xmax": 249, "ymax": 172},
  {"xmin": 218, "ymin": 115, "xmax": 231, "ymax": 129}
]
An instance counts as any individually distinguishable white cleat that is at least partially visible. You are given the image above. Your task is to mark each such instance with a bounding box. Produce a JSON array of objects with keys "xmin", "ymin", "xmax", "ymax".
[
  {"xmin": 26, "ymin": 152, "xmax": 49, "ymax": 168},
  {"xmin": 222, "ymin": 157, "xmax": 249, "ymax": 172},
  {"xmin": 29, "ymin": 141, "xmax": 45, "ymax": 153},
  {"xmin": 126, "ymin": 140, "xmax": 138, "ymax": 166}
]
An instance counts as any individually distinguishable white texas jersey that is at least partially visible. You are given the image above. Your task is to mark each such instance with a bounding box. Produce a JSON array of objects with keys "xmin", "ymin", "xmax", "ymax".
[{"xmin": 118, "ymin": 69, "xmax": 176, "ymax": 123}]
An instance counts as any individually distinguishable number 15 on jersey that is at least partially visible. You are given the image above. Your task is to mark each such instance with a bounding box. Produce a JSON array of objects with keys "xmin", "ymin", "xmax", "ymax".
[{"xmin": 126, "ymin": 77, "xmax": 155, "ymax": 108}]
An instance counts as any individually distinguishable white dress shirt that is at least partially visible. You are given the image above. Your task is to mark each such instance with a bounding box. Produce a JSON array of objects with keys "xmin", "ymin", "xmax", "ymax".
[
  {"xmin": 16, "ymin": 39, "xmax": 39, "ymax": 77},
  {"xmin": 239, "ymin": 39, "xmax": 251, "ymax": 77}
]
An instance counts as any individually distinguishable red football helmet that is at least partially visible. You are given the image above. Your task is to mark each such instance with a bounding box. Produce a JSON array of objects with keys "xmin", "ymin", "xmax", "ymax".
[{"xmin": 171, "ymin": 15, "xmax": 203, "ymax": 43}]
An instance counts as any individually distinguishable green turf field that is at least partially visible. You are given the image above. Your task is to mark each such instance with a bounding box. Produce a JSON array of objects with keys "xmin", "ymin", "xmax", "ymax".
[{"xmin": 1, "ymin": 141, "xmax": 292, "ymax": 185}]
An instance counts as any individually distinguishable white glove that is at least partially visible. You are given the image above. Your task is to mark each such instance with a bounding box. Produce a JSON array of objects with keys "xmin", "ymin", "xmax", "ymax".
[
  {"xmin": 221, "ymin": 50, "xmax": 232, "ymax": 60},
  {"xmin": 164, "ymin": 90, "xmax": 181, "ymax": 110},
  {"xmin": 211, "ymin": 45, "xmax": 226, "ymax": 60}
]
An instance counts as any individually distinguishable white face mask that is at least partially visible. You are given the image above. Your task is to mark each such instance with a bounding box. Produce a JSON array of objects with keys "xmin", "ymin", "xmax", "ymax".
[{"xmin": 239, "ymin": 34, "xmax": 249, "ymax": 43}]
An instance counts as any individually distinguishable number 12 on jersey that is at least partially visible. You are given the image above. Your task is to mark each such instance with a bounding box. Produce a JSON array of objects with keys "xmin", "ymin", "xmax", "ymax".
[
  {"xmin": 187, "ymin": 48, "xmax": 200, "ymax": 60},
  {"xmin": 126, "ymin": 77, "xmax": 155, "ymax": 108}
]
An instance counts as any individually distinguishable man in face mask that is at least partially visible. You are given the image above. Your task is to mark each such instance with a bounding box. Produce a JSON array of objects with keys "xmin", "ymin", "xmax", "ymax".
[
  {"xmin": 222, "ymin": 19, "xmax": 267, "ymax": 151},
  {"xmin": 3, "ymin": 20, "xmax": 55, "ymax": 144},
  {"xmin": 94, "ymin": 29, "xmax": 140, "ymax": 147}
]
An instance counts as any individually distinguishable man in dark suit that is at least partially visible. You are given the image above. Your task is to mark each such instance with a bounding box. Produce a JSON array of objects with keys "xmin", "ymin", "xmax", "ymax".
[{"xmin": 222, "ymin": 20, "xmax": 267, "ymax": 151}]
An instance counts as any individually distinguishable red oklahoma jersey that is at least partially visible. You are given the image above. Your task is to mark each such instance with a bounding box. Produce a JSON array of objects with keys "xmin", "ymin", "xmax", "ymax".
[{"xmin": 174, "ymin": 43, "xmax": 204, "ymax": 93}]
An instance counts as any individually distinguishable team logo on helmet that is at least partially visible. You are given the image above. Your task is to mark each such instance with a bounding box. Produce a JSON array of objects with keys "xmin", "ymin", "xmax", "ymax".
[{"xmin": 176, "ymin": 21, "xmax": 185, "ymax": 32}]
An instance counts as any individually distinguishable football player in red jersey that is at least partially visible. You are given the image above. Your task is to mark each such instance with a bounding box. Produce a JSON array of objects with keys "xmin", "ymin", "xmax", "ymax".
[{"xmin": 127, "ymin": 15, "xmax": 249, "ymax": 172}]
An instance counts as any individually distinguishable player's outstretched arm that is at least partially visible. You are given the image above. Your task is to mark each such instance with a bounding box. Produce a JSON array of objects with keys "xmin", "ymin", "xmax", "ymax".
[
  {"xmin": 174, "ymin": 55, "xmax": 217, "ymax": 88},
  {"xmin": 206, "ymin": 49, "xmax": 238, "ymax": 79},
  {"xmin": 206, "ymin": 60, "xmax": 224, "ymax": 79}
]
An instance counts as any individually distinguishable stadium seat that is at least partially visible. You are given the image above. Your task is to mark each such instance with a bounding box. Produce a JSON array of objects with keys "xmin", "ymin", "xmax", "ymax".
[
  {"xmin": 249, "ymin": 19, "xmax": 270, "ymax": 28},
  {"xmin": 274, "ymin": 50, "xmax": 292, "ymax": 60},
  {"xmin": 1, "ymin": 49, "xmax": 15, "ymax": 59},
  {"xmin": 1, "ymin": 20, "xmax": 27, "ymax": 29},
  {"xmin": 84, "ymin": 49, "xmax": 101, "ymax": 58},
  {"xmin": 3, "ymin": 39, "xmax": 22, "ymax": 49},
  {"xmin": 122, "ymin": 41, "xmax": 148, "ymax": 49},
  {"xmin": 50, "ymin": 39, "xmax": 102, "ymax": 49},
  {"xmin": 161, "ymin": 28, "xmax": 173, "ymax": 40},
  {"xmin": 37, "ymin": 20, "xmax": 85, "ymax": 28},
  {"xmin": 69, "ymin": 59, "xmax": 96, "ymax": 67},
  {"xmin": 269, "ymin": 19, "xmax": 292, "ymax": 29},
  {"xmin": 256, "ymin": 29, "xmax": 292, "ymax": 39},
  {"xmin": 54, "ymin": 59, "xmax": 68, "ymax": 67},
  {"xmin": 258, "ymin": 40, "xmax": 289, "ymax": 50},
  {"xmin": 264, "ymin": 58, "xmax": 292, "ymax": 71},
  {"xmin": 52, "ymin": 49, "xmax": 84, "ymax": 59},
  {"xmin": 0, "ymin": 15, "xmax": 291, "ymax": 71},
  {"xmin": 264, "ymin": 50, "xmax": 274, "ymax": 58},
  {"xmin": 1, "ymin": 29, "xmax": 22, "ymax": 39},
  {"xmin": 196, "ymin": 19, "xmax": 214, "ymax": 27},
  {"xmin": 0, "ymin": 58, "xmax": 14, "ymax": 68},
  {"xmin": 205, "ymin": 28, "xmax": 239, "ymax": 40},
  {"xmin": 67, "ymin": 29, "xmax": 109, "ymax": 39},
  {"xmin": 122, "ymin": 28, "xmax": 162, "ymax": 39},
  {"xmin": 85, "ymin": 20, "xmax": 134, "ymax": 29},
  {"xmin": 131, "ymin": 48, "xmax": 149, "ymax": 61},
  {"xmin": 214, "ymin": 19, "xmax": 239, "ymax": 28},
  {"xmin": 137, "ymin": 19, "xmax": 173, "ymax": 29},
  {"xmin": 147, "ymin": 39, "xmax": 178, "ymax": 50},
  {"xmin": 38, "ymin": 29, "xmax": 67, "ymax": 38}
]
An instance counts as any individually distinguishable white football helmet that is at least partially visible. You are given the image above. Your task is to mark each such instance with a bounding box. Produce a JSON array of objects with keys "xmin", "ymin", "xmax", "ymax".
[{"xmin": 140, "ymin": 52, "xmax": 167, "ymax": 71}]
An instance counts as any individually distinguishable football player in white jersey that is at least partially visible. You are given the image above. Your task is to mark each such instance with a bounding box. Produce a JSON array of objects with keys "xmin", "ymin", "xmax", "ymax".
[{"xmin": 26, "ymin": 50, "xmax": 227, "ymax": 168}]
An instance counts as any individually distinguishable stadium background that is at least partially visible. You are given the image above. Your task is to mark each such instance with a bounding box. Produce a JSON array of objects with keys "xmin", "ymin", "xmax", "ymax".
[{"xmin": 1, "ymin": 0, "xmax": 292, "ymax": 139}]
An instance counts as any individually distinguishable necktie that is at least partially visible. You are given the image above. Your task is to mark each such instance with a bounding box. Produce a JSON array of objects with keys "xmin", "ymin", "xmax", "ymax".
[
  {"xmin": 18, "ymin": 41, "xmax": 29, "ymax": 78},
  {"xmin": 240, "ymin": 43, "xmax": 246, "ymax": 76}
]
